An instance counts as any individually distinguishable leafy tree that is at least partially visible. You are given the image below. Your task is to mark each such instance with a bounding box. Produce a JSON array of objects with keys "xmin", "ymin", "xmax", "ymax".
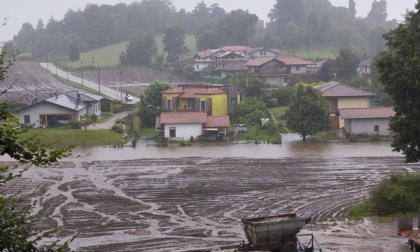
[
  {"xmin": 349, "ymin": 0, "xmax": 357, "ymax": 16},
  {"xmin": 196, "ymin": 23, "xmax": 219, "ymax": 51},
  {"xmin": 217, "ymin": 10, "xmax": 259, "ymax": 47},
  {"xmin": 231, "ymin": 97, "xmax": 268, "ymax": 125},
  {"xmin": 162, "ymin": 25, "xmax": 188, "ymax": 63},
  {"xmin": 364, "ymin": 0, "xmax": 387, "ymax": 28},
  {"xmin": 285, "ymin": 85, "xmax": 331, "ymax": 142},
  {"xmin": 0, "ymin": 48, "xmax": 72, "ymax": 251},
  {"xmin": 222, "ymin": 72, "xmax": 269, "ymax": 98},
  {"xmin": 68, "ymin": 42, "xmax": 79, "ymax": 61},
  {"xmin": 144, "ymin": 80, "xmax": 172, "ymax": 107},
  {"xmin": 376, "ymin": 2, "xmax": 420, "ymax": 162},
  {"xmin": 268, "ymin": 0, "xmax": 304, "ymax": 34},
  {"xmin": 121, "ymin": 31, "xmax": 157, "ymax": 66},
  {"xmin": 80, "ymin": 114, "xmax": 93, "ymax": 131},
  {"xmin": 331, "ymin": 47, "xmax": 361, "ymax": 82}
]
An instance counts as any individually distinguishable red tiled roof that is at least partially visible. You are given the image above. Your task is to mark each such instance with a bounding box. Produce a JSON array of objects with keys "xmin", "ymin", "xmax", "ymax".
[
  {"xmin": 162, "ymin": 87, "xmax": 226, "ymax": 98},
  {"xmin": 316, "ymin": 81, "xmax": 375, "ymax": 97},
  {"xmin": 205, "ymin": 116, "xmax": 230, "ymax": 128},
  {"xmin": 160, "ymin": 112, "xmax": 208, "ymax": 124},
  {"xmin": 339, "ymin": 107, "xmax": 395, "ymax": 119},
  {"xmin": 276, "ymin": 56, "xmax": 314, "ymax": 65},
  {"xmin": 220, "ymin": 45, "xmax": 251, "ymax": 52}
]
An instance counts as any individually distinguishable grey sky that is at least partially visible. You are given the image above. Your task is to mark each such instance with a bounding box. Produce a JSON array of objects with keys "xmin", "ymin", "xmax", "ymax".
[{"xmin": 1, "ymin": 0, "xmax": 417, "ymax": 42}]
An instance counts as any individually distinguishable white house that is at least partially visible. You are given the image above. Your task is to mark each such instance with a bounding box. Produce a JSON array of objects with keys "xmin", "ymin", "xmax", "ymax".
[
  {"xmin": 155, "ymin": 112, "xmax": 230, "ymax": 141},
  {"xmin": 339, "ymin": 107, "xmax": 395, "ymax": 136},
  {"xmin": 18, "ymin": 90, "xmax": 112, "ymax": 127}
]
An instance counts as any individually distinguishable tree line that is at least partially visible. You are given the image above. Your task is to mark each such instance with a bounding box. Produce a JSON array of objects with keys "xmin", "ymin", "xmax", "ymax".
[{"xmin": 10, "ymin": 0, "xmax": 397, "ymax": 61}]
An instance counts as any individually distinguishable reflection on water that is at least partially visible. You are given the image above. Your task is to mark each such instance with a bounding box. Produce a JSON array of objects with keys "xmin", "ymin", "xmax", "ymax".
[{"xmin": 66, "ymin": 134, "xmax": 402, "ymax": 161}]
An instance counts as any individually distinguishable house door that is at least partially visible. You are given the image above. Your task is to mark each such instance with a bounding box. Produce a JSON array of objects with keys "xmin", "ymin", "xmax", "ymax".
[{"xmin": 169, "ymin": 127, "xmax": 176, "ymax": 138}]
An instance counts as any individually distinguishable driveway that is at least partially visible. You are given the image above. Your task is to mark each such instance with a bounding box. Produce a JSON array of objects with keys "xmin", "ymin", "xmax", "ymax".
[{"xmin": 89, "ymin": 111, "xmax": 131, "ymax": 130}]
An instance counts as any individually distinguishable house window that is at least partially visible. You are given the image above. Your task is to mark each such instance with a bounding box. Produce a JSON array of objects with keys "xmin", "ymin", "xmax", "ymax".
[
  {"xmin": 24, "ymin": 115, "xmax": 30, "ymax": 124},
  {"xmin": 169, "ymin": 127, "xmax": 176, "ymax": 138},
  {"xmin": 374, "ymin": 125, "xmax": 379, "ymax": 132},
  {"xmin": 200, "ymin": 100, "xmax": 206, "ymax": 111},
  {"xmin": 167, "ymin": 100, "xmax": 172, "ymax": 110},
  {"xmin": 196, "ymin": 65, "xmax": 199, "ymax": 70},
  {"xmin": 296, "ymin": 66, "xmax": 300, "ymax": 71}
]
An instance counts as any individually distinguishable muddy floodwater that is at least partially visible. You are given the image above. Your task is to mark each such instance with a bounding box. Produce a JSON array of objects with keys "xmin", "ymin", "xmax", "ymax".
[{"xmin": 7, "ymin": 138, "xmax": 418, "ymax": 252}]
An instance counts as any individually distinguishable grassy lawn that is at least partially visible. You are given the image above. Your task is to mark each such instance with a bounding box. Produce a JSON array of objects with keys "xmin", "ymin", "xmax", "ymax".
[
  {"xmin": 141, "ymin": 127, "xmax": 157, "ymax": 138},
  {"xmin": 237, "ymin": 125, "xmax": 281, "ymax": 143},
  {"xmin": 269, "ymin": 106, "xmax": 288, "ymax": 124},
  {"xmin": 19, "ymin": 128, "xmax": 124, "ymax": 148}
]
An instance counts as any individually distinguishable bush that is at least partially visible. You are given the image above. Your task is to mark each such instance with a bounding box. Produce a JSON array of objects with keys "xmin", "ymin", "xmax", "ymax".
[
  {"xmin": 267, "ymin": 98, "xmax": 278, "ymax": 108},
  {"xmin": 90, "ymin": 114, "xmax": 98, "ymax": 122},
  {"xmin": 114, "ymin": 104, "xmax": 123, "ymax": 113},
  {"xmin": 68, "ymin": 120, "xmax": 81, "ymax": 129}
]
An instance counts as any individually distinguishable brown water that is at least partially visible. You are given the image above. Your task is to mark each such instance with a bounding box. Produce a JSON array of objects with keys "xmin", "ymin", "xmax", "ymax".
[{"xmin": 68, "ymin": 134, "xmax": 402, "ymax": 161}]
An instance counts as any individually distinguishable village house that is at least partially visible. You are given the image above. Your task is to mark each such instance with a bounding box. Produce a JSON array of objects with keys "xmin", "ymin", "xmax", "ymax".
[
  {"xmin": 18, "ymin": 90, "xmax": 113, "ymax": 127},
  {"xmin": 155, "ymin": 112, "xmax": 230, "ymax": 141},
  {"xmin": 339, "ymin": 107, "xmax": 395, "ymax": 136},
  {"xmin": 161, "ymin": 84, "xmax": 240, "ymax": 115},
  {"xmin": 244, "ymin": 56, "xmax": 314, "ymax": 88},
  {"xmin": 314, "ymin": 81, "xmax": 376, "ymax": 129},
  {"xmin": 191, "ymin": 46, "xmax": 251, "ymax": 72},
  {"xmin": 358, "ymin": 58, "xmax": 372, "ymax": 78}
]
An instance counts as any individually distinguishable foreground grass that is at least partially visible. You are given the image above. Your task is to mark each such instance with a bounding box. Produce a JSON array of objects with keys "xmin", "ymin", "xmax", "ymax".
[{"xmin": 19, "ymin": 128, "xmax": 124, "ymax": 148}]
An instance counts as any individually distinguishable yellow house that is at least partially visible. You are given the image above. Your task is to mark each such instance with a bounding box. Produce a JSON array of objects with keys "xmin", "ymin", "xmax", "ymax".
[
  {"xmin": 161, "ymin": 85, "xmax": 236, "ymax": 116},
  {"xmin": 315, "ymin": 82, "xmax": 375, "ymax": 129}
]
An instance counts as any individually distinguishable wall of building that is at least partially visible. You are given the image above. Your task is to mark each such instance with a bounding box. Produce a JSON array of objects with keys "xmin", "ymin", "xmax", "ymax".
[
  {"xmin": 338, "ymin": 97, "xmax": 370, "ymax": 109},
  {"xmin": 196, "ymin": 94, "xmax": 227, "ymax": 115},
  {"xmin": 344, "ymin": 118, "xmax": 391, "ymax": 136},
  {"xmin": 164, "ymin": 123, "xmax": 203, "ymax": 141},
  {"xmin": 18, "ymin": 103, "xmax": 77, "ymax": 127}
]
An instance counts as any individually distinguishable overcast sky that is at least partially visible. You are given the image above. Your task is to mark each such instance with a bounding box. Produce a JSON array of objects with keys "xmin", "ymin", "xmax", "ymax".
[{"xmin": 0, "ymin": 0, "xmax": 417, "ymax": 42}]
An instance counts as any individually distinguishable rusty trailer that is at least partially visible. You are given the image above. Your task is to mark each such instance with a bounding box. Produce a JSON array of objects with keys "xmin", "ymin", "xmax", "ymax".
[
  {"xmin": 398, "ymin": 215, "xmax": 420, "ymax": 251},
  {"xmin": 239, "ymin": 213, "xmax": 322, "ymax": 252}
]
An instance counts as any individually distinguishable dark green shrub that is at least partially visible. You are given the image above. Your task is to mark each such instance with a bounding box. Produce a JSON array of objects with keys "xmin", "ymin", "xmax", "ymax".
[{"xmin": 68, "ymin": 120, "xmax": 81, "ymax": 129}]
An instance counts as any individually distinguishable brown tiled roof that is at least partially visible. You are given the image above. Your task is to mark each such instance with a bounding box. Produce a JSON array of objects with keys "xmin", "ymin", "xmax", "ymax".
[
  {"xmin": 162, "ymin": 87, "xmax": 226, "ymax": 98},
  {"xmin": 244, "ymin": 57, "xmax": 276, "ymax": 67},
  {"xmin": 160, "ymin": 112, "xmax": 208, "ymax": 124},
  {"xmin": 194, "ymin": 49, "xmax": 220, "ymax": 59},
  {"xmin": 339, "ymin": 107, "xmax": 395, "ymax": 119},
  {"xmin": 220, "ymin": 45, "xmax": 251, "ymax": 52},
  {"xmin": 315, "ymin": 81, "xmax": 375, "ymax": 97},
  {"xmin": 276, "ymin": 56, "xmax": 314, "ymax": 65},
  {"xmin": 205, "ymin": 116, "xmax": 230, "ymax": 128}
]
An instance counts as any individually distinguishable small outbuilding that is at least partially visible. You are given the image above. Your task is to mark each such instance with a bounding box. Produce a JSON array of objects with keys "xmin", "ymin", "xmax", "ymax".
[
  {"xmin": 339, "ymin": 107, "xmax": 395, "ymax": 136},
  {"xmin": 155, "ymin": 112, "xmax": 230, "ymax": 141}
]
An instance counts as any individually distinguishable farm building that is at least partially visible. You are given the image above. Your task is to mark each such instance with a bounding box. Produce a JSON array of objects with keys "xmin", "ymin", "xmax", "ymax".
[
  {"xmin": 18, "ymin": 90, "xmax": 113, "ymax": 127},
  {"xmin": 339, "ymin": 107, "xmax": 395, "ymax": 136}
]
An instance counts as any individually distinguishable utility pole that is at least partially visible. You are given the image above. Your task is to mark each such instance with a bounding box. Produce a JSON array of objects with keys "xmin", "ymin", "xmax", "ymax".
[
  {"xmin": 81, "ymin": 61, "xmax": 84, "ymax": 86},
  {"xmin": 66, "ymin": 58, "xmax": 69, "ymax": 81},
  {"xmin": 98, "ymin": 64, "xmax": 100, "ymax": 93},
  {"xmin": 120, "ymin": 69, "xmax": 123, "ymax": 100}
]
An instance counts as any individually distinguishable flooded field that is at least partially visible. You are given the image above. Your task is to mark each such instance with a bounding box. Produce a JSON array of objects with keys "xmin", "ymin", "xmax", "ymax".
[{"xmin": 10, "ymin": 144, "xmax": 419, "ymax": 251}]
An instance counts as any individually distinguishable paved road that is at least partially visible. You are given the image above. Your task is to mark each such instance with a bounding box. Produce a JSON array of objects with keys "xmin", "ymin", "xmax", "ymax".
[
  {"xmin": 89, "ymin": 111, "xmax": 131, "ymax": 130},
  {"xmin": 39, "ymin": 62, "xmax": 140, "ymax": 104}
]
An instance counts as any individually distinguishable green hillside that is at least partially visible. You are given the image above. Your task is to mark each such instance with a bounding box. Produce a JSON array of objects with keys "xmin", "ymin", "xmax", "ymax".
[{"xmin": 62, "ymin": 34, "xmax": 197, "ymax": 69}]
